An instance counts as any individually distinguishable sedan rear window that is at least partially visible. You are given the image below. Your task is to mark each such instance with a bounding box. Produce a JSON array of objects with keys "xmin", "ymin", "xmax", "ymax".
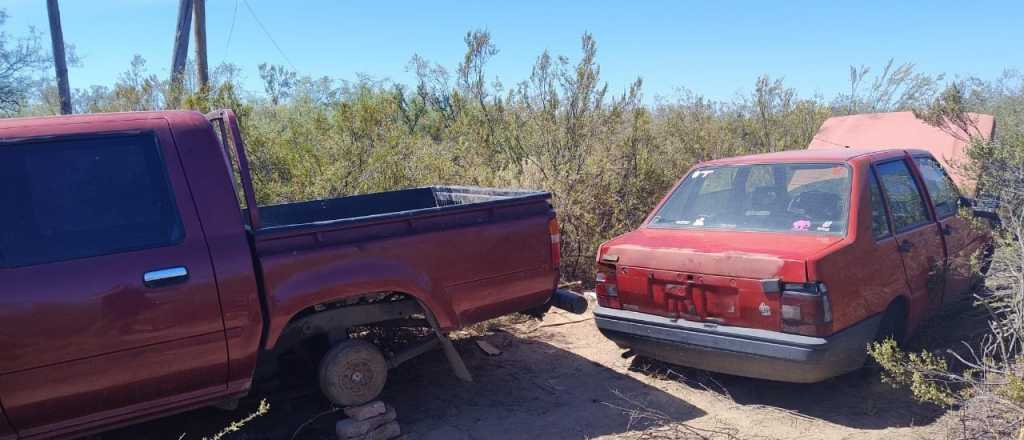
[{"xmin": 649, "ymin": 163, "xmax": 851, "ymax": 235}]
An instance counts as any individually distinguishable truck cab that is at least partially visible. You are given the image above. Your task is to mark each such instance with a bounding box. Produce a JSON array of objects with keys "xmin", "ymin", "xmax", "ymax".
[{"xmin": 593, "ymin": 148, "xmax": 992, "ymax": 382}]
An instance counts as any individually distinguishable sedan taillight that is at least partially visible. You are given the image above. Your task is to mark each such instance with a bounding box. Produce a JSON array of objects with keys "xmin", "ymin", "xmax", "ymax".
[
  {"xmin": 595, "ymin": 262, "xmax": 621, "ymax": 309},
  {"xmin": 780, "ymin": 282, "xmax": 832, "ymax": 337}
]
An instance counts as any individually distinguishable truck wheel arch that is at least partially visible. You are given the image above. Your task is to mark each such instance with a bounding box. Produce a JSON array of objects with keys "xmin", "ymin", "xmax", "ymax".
[
  {"xmin": 266, "ymin": 290, "xmax": 435, "ymax": 354},
  {"xmin": 262, "ymin": 258, "xmax": 458, "ymax": 350}
]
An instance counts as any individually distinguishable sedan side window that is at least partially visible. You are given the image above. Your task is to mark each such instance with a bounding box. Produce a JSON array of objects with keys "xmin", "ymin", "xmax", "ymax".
[
  {"xmin": 875, "ymin": 160, "xmax": 932, "ymax": 232},
  {"xmin": 869, "ymin": 171, "xmax": 892, "ymax": 240},
  {"xmin": 913, "ymin": 156, "xmax": 960, "ymax": 219}
]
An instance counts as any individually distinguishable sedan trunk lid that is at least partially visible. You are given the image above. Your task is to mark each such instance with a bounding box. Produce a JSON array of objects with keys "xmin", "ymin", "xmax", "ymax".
[{"xmin": 600, "ymin": 228, "xmax": 843, "ymax": 331}]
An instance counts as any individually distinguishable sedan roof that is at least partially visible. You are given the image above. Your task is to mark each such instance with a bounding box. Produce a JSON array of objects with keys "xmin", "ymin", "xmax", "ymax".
[{"xmin": 701, "ymin": 147, "xmax": 901, "ymax": 166}]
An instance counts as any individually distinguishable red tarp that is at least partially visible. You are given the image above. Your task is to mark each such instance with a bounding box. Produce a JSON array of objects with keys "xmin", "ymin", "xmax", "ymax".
[{"xmin": 808, "ymin": 111, "xmax": 995, "ymax": 194}]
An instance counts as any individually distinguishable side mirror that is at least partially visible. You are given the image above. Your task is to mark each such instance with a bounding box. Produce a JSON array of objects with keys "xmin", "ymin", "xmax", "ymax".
[{"xmin": 964, "ymin": 196, "xmax": 1001, "ymax": 224}]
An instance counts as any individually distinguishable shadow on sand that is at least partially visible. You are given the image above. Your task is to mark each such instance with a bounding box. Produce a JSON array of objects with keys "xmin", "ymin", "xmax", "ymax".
[
  {"xmin": 626, "ymin": 299, "xmax": 995, "ymax": 431},
  {"xmin": 383, "ymin": 331, "xmax": 705, "ymax": 440},
  {"xmin": 100, "ymin": 332, "xmax": 704, "ymax": 440},
  {"xmin": 628, "ymin": 356, "xmax": 943, "ymax": 431}
]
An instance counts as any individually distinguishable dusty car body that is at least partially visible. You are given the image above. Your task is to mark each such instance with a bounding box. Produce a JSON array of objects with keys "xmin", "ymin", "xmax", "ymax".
[
  {"xmin": 0, "ymin": 110, "xmax": 582, "ymax": 439},
  {"xmin": 593, "ymin": 148, "xmax": 993, "ymax": 383}
]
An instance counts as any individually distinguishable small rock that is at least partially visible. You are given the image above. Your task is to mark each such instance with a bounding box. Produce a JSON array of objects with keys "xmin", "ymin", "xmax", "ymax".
[
  {"xmin": 360, "ymin": 421, "xmax": 400, "ymax": 440},
  {"xmin": 344, "ymin": 400, "xmax": 387, "ymax": 421},
  {"xmin": 475, "ymin": 340, "xmax": 501, "ymax": 356},
  {"xmin": 337, "ymin": 405, "xmax": 396, "ymax": 438}
]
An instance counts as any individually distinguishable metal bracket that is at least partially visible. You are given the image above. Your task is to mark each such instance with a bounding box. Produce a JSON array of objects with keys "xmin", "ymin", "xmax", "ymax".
[{"xmin": 418, "ymin": 300, "xmax": 473, "ymax": 383}]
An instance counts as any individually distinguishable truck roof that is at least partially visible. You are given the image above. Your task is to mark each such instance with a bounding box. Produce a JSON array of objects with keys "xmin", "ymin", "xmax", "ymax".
[{"xmin": 0, "ymin": 110, "xmax": 207, "ymax": 133}]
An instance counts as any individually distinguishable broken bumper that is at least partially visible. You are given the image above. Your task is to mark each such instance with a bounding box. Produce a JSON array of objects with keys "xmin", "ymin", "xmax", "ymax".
[{"xmin": 594, "ymin": 305, "xmax": 881, "ymax": 383}]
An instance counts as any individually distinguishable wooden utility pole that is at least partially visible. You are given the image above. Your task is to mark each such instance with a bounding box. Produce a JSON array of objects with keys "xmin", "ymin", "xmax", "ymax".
[
  {"xmin": 193, "ymin": 0, "xmax": 209, "ymax": 92},
  {"xmin": 46, "ymin": 0, "xmax": 72, "ymax": 114},
  {"xmin": 169, "ymin": 0, "xmax": 194, "ymax": 108}
]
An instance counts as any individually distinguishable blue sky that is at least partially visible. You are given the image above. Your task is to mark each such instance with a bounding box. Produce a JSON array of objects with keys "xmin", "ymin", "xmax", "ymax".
[{"xmin": 5, "ymin": 0, "xmax": 1023, "ymax": 101}]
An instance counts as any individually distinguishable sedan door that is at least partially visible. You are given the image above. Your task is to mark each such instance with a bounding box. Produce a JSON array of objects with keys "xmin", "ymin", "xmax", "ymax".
[
  {"xmin": 874, "ymin": 158, "xmax": 947, "ymax": 325},
  {"xmin": 912, "ymin": 155, "xmax": 987, "ymax": 304}
]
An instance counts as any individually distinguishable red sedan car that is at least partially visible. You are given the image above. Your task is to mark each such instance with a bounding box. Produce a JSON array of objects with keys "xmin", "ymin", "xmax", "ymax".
[{"xmin": 594, "ymin": 148, "xmax": 993, "ymax": 382}]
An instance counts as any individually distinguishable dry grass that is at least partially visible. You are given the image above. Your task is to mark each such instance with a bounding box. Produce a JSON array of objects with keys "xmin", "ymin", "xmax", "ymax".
[{"xmin": 178, "ymin": 399, "xmax": 270, "ymax": 440}]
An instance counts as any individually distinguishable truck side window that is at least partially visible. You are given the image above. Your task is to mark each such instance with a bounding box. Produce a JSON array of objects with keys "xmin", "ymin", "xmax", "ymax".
[
  {"xmin": 913, "ymin": 156, "xmax": 960, "ymax": 218},
  {"xmin": 875, "ymin": 160, "xmax": 931, "ymax": 232},
  {"xmin": 869, "ymin": 171, "xmax": 892, "ymax": 240},
  {"xmin": 0, "ymin": 133, "xmax": 184, "ymax": 267}
]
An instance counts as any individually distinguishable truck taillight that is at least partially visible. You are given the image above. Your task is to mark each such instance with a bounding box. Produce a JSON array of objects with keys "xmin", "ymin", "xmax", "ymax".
[
  {"xmin": 595, "ymin": 262, "xmax": 621, "ymax": 309},
  {"xmin": 781, "ymin": 282, "xmax": 832, "ymax": 337},
  {"xmin": 548, "ymin": 217, "xmax": 561, "ymax": 270}
]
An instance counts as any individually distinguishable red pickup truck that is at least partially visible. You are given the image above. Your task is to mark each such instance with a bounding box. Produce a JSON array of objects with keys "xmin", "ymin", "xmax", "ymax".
[
  {"xmin": 593, "ymin": 148, "xmax": 993, "ymax": 383},
  {"xmin": 0, "ymin": 110, "xmax": 584, "ymax": 439}
]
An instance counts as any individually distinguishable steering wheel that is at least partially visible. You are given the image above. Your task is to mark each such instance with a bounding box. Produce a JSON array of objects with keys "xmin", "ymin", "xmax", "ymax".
[{"xmin": 786, "ymin": 191, "xmax": 833, "ymax": 220}]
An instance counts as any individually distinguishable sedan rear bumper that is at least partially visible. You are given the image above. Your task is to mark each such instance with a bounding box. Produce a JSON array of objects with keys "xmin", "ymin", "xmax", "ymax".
[{"xmin": 594, "ymin": 305, "xmax": 881, "ymax": 383}]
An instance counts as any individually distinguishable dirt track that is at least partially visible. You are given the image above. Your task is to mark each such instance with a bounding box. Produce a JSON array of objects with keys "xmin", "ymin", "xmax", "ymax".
[{"xmin": 102, "ymin": 304, "xmax": 988, "ymax": 440}]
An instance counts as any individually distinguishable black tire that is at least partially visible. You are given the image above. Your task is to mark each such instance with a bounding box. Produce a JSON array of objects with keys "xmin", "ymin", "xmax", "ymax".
[
  {"xmin": 318, "ymin": 340, "xmax": 388, "ymax": 406},
  {"xmin": 523, "ymin": 301, "xmax": 552, "ymax": 319},
  {"xmin": 875, "ymin": 300, "xmax": 908, "ymax": 345},
  {"xmin": 860, "ymin": 301, "xmax": 908, "ymax": 377}
]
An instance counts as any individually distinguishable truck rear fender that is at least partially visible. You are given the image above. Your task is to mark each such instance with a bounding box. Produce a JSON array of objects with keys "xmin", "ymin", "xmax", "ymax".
[{"xmin": 261, "ymin": 256, "xmax": 451, "ymax": 351}]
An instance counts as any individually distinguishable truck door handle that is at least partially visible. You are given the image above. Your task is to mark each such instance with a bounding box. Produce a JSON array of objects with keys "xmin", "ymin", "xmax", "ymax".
[
  {"xmin": 143, "ymin": 266, "xmax": 189, "ymax": 288},
  {"xmin": 943, "ymin": 224, "xmax": 954, "ymax": 236},
  {"xmin": 897, "ymin": 240, "xmax": 914, "ymax": 253}
]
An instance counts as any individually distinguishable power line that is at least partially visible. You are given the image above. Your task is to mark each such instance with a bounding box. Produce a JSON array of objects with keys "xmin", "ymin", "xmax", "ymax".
[
  {"xmin": 224, "ymin": 0, "xmax": 238, "ymax": 54},
  {"xmin": 241, "ymin": 0, "xmax": 296, "ymax": 70}
]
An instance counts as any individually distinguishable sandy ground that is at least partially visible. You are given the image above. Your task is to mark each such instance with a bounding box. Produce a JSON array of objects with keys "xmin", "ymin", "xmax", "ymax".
[{"xmin": 101, "ymin": 302, "xmax": 990, "ymax": 440}]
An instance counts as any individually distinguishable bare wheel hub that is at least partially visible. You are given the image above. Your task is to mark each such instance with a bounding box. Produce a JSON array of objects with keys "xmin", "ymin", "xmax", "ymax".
[
  {"xmin": 342, "ymin": 360, "xmax": 375, "ymax": 391},
  {"xmin": 319, "ymin": 339, "xmax": 388, "ymax": 406}
]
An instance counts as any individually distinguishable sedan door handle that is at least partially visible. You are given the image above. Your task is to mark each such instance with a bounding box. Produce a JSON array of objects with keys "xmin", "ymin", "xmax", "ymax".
[
  {"xmin": 143, "ymin": 266, "xmax": 189, "ymax": 288},
  {"xmin": 897, "ymin": 240, "xmax": 914, "ymax": 253}
]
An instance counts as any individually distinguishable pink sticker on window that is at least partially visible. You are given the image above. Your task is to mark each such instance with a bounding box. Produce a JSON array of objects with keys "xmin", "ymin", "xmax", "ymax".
[{"xmin": 792, "ymin": 220, "xmax": 811, "ymax": 231}]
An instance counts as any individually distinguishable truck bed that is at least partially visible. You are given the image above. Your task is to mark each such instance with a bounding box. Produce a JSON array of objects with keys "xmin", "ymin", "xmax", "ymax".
[
  {"xmin": 256, "ymin": 186, "xmax": 551, "ymax": 231},
  {"xmin": 250, "ymin": 185, "xmax": 560, "ymax": 346}
]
